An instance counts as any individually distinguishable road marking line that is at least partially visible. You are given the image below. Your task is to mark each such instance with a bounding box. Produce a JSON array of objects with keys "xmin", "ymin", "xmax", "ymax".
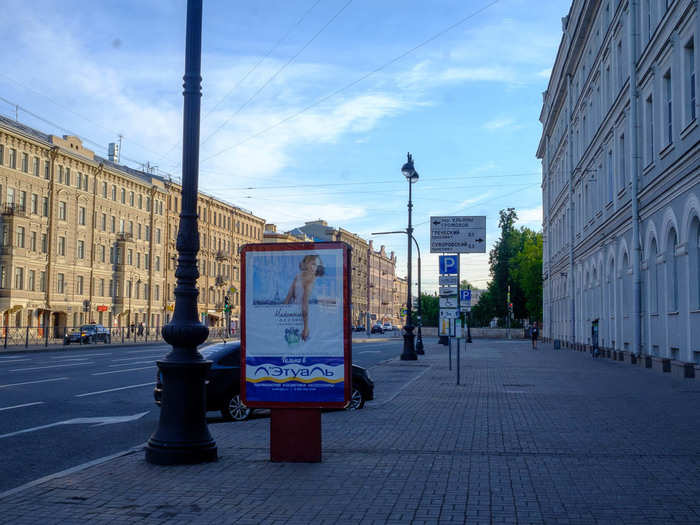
[
  {"xmin": 0, "ymin": 358, "xmax": 32, "ymax": 363},
  {"xmin": 358, "ymin": 350, "xmax": 381, "ymax": 354},
  {"xmin": 110, "ymin": 356, "xmax": 162, "ymax": 363},
  {"xmin": 0, "ymin": 377, "xmax": 69, "ymax": 389},
  {"xmin": 75, "ymin": 382, "xmax": 155, "ymax": 397},
  {"xmin": 123, "ymin": 347, "xmax": 169, "ymax": 354},
  {"xmin": 0, "ymin": 401, "xmax": 45, "ymax": 412},
  {"xmin": 10, "ymin": 362, "xmax": 95, "ymax": 372},
  {"xmin": 50, "ymin": 353, "xmax": 111, "ymax": 359},
  {"xmin": 108, "ymin": 360, "xmax": 155, "ymax": 367},
  {"xmin": 92, "ymin": 366, "xmax": 154, "ymax": 376}
]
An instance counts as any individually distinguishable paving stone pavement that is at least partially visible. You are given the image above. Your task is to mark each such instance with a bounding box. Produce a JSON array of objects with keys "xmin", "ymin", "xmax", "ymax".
[{"xmin": 1, "ymin": 339, "xmax": 699, "ymax": 524}]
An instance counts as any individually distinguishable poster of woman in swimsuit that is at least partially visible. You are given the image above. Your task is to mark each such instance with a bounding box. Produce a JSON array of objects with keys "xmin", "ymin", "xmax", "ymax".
[{"xmin": 240, "ymin": 242, "xmax": 350, "ymax": 407}]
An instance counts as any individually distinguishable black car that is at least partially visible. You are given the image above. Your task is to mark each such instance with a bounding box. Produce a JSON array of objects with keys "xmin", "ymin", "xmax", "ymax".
[
  {"xmin": 370, "ymin": 323, "xmax": 384, "ymax": 334},
  {"xmin": 64, "ymin": 324, "xmax": 111, "ymax": 344},
  {"xmin": 153, "ymin": 341, "xmax": 374, "ymax": 420}
]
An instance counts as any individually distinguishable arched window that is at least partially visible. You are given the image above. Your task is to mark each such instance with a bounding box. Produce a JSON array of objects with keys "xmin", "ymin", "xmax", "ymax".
[
  {"xmin": 623, "ymin": 253, "xmax": 631, "ymax": 314},
  {"xmin": 696, "ymin": 220, "xmax": 700, "ymax": 309},
  {"xmin": 650, "ymin": 239, "xmax": 658, "ymax": 313},
  {"xmin": 667, "ymin": 229, "xmax": 678, "ymax": 312}
]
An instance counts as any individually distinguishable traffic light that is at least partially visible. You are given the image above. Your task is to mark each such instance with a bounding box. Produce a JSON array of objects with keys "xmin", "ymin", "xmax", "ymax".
[
  {"xmin": 508, "ymin": 302, "xmax": 513, "ymax": 312},
  {"xmin": 224, "ymin": 295, "xmax": 231, "ymax": 313}
]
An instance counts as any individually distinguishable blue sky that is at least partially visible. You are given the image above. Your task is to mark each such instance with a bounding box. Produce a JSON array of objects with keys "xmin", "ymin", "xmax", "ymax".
[{"xmin": 0, "ymin": 0, "xmax": 570, "ymax": 292}]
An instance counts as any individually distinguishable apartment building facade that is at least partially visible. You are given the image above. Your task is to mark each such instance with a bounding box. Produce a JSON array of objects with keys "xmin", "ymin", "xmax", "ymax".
[
  {"xmin": 537, "ymin": 0, "xmax": 699, "ymax": 362},
  {"xmin": 0, "ymin": 116, "xmax": 265, "ymax": 337}
]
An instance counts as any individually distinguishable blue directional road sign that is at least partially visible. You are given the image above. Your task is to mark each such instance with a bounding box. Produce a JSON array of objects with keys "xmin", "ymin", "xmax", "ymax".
[
  {"xmin": 439, "ymin": 255, "xmax": 459, "ymax": 275},
  {"xmin": 460, "ymin": 289, "xmax": 471, "ymax": 304}
]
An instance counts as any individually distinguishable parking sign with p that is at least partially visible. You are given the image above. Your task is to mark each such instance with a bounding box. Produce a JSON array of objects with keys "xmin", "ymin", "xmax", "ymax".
[{"xmin": 439, "ymin": 255, "xmax": 459, "ymax": 275}]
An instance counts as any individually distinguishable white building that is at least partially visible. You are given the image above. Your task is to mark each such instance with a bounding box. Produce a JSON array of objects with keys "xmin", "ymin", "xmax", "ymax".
[{"xmin": 537, "ymin": 0, "xmax": 699, "ymax": 363}]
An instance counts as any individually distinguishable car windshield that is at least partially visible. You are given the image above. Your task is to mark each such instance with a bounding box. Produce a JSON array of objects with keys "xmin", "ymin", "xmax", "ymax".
[
  {"xmin": 199, "ymin": 342, "xmax": 238, "ymax": 359},
  {"xmin": 79, "ymin": 325, "xmax": 95, "ymax": 331}
]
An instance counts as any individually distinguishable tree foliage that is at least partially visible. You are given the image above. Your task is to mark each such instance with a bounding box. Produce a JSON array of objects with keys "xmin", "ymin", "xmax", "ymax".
[{"xmin": 471, "ymin": 208, "xmax": 542, "ymax": 327}]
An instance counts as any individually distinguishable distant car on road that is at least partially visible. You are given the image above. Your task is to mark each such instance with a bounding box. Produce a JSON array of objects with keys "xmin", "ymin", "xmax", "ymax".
[
  {"xmin": 370, "ymin": 323, "xmax": 384, "ymax": 334},
  {"xmin": 64, "ymin": 324, "xmax": 111, "ymax": 344},
  {"xmin": 382, "ymin": 322, "xmax": 394, "ymax": 332},
  {"xmin": 153, "ymin": 341, "xmax": 374, "ymax": 419}
]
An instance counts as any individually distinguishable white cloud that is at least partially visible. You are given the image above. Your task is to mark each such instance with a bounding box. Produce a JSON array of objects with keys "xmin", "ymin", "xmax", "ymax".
[
  {"xmin": 537, "ymin": 68, "xmax": 552, "ymax": 79},
  {"xmin": 517, "ymin": 206, "xmax": 543, "ymax": 228},
  {"xmin": 483, "ymin": 117, "xmax": 516, "ymax": 130}
]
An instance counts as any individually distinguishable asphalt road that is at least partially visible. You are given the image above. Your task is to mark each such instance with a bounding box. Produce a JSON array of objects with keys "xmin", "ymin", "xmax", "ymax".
[{"xmin": 0, "ymin": 337, "xmax": 403, "ymax": 493}]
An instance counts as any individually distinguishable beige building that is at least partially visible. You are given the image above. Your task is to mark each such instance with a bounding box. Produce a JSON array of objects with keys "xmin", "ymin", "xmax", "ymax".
[
  {"xmin": 368, "ymin": 240, "xmax": 397, "ymax": 326},
  {"xmin": 263, "ymin": 223, "xmax": 312, "ymax": 244},
  {"xmin": 393, "ymin": 276, "xmax": 408, "ymax": 325},
  {"xmin": 0, "ymin": 115, "xmax": 265, "ymax": 337}
]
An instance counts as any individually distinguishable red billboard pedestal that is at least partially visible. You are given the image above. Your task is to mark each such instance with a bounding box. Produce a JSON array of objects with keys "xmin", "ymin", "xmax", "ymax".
[{"xmin": 270, "ymin": 408, "xmax": 321, "ymax": 462}]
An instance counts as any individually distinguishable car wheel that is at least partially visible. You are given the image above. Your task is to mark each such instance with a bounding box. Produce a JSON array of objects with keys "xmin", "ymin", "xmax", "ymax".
[
  {"xmin": 221, "ymin": 394, "xmax": 251, "ymax": 421},
  {"xmin": 347, "ymin": 387, "xmax": 365, "ymax": 410},
  {"xmin": 65, "ymin": 340, "xmax": 70, "ymax": 345}
]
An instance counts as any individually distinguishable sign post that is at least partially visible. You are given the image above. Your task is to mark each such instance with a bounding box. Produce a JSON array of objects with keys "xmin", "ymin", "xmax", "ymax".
[
  {"xmin": 241, "ymin": 242, "xmax": 351, "ymax": 462},
  {"xmin": 433, "ymin": 217, "xmax": 486, "ymax": 383}
]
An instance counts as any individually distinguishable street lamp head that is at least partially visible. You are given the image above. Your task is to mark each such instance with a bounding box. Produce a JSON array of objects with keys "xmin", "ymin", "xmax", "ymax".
[{"xmin": 401, "ymin": 152, "xmax": 419, "ymax": 183}]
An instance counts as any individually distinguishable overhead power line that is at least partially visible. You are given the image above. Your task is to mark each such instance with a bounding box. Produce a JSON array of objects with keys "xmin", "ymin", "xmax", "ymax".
[{"xmin": 200, "ymin": 0, "xmax": 500, "ymax": 163}]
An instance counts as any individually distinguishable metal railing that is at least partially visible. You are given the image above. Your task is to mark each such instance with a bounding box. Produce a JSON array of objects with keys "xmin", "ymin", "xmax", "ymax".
[{"xmin": 0, "ymin": 324, "xmax": 237, "ymax": 350}]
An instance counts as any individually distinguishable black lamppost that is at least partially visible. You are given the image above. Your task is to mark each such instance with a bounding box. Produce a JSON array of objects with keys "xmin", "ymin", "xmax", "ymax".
[
  {"xmin": 401, "ymin": 153, "xmax": 418, "ymax": 361},
  {"xmin": 371, "ymin": 231, "xmax": 424, "ymax": 355},
  {"xmin": 146, "ymin": 0, "xmax": 217, "ymax": 465}
]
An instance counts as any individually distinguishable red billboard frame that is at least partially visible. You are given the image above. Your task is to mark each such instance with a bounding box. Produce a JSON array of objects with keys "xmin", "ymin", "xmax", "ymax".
[{"xmin": 240, "ymin": 242, "xmax": 351, "ymax": 409}]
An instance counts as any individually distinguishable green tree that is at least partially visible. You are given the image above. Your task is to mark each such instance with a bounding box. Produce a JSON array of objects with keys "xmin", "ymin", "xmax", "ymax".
[
  {"xmin": 418, "ymin": 293, "xmax": 439, "ymax": 326},
  {"xmin": 512, "ymin": 230, "xmax": 543, "ymax": 322}
]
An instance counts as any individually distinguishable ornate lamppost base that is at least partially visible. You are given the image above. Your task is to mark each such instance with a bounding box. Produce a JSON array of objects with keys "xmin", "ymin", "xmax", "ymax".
[
  {"xmin": 145, "ymin": 360, "xmax": 218, "ymax": 465},
  {"xmin": 400, "ymin": 326, "xmax": 417, "ymax": 360}
]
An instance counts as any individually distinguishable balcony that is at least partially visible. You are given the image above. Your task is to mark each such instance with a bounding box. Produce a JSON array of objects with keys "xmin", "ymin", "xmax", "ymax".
[
  {"xmin": 215, "ymin": 250, "xmax": 229, "ymax": 261},
  {"xmin": 116, "ymin": 232, "xmax": 133, "ymax": 242},
  {"xmin": 215, "ymin": 275, "xmax": 227, "ymax": 287},
  {"xmin": 1, "ymin": 204, "xmax": 25, "ymax": 217}
]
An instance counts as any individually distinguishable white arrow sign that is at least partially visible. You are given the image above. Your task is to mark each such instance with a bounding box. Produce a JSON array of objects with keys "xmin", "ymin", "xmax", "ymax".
[{"xmin": 0, "ymin": 412, "xmax": 150, "ymax": 440}]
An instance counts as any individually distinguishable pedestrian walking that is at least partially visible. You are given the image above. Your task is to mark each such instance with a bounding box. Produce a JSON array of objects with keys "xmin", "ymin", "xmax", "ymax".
[{"xmin": 531, "ymin": 321, "xmax": 538, "ymax": 349}]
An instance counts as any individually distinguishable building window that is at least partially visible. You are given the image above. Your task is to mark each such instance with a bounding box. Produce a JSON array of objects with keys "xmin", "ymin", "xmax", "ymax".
[
  {"xmin": 58, "ymin": 236, "xmax": 66, "ymax": 256},
  {"xmin": 155, "ymin": 256, "xmax": 160, "ymax": 272},
  {"xmin": 44, "ymin": 160, "xmax": 50, "ymax": 179},
  {"xmin": 14, "ymin": 267, "xmax": 24, "ymax": 290},
  {"xmin": 65, "ymin": 168, "xmax": 70, "ymax": 186},
  {"xmin": 129, "ymin": 221, "xmax": 133, "ymax": 235},
  {"xmin": 146, "ymin": 197, "xmax": 151, "ymax": 212},
  {"xmin": 127, "ymin": 249, "xmax": 133, "ymax": 266},
  {"xmin": 111, "ymin": 216, "xmax": 116, "ymax": 233},
  {"xmin": 156, "ymin": 228, "xmax": 161, "ymax": 244},
  {"xmin": 21, "ymin": 153, "xmax": 28, "ymax": 173},
  {"xmin": 31, "ymin": 194, "xmax": 38, "ymax": 214},
  {"xmin": 77, "ymin": 240, "xmax": 85, "ymax": 259},
  {"xmin": 99, "ymin": 278, "xmax": 105, "ymax": 297},
  {"xmin": 126, "ymin": 280, "xmax": 132, "ymax": 299},
  {"xmin": 77, "ymin": 172, "xmax": 82, "ymax": 189},
  {"xmin": 78, "ymin": 207, "xmax": 86, "ymax": 225},
  {"xmin": 39, "ymin": 271, "xmax": 46, "ymax": 292},
  {"xmin": 119, "ymin": 219, "xmax": 125, "ymax": 233},
  {"xmin": 58, "ymin": 201, "xmax": 67, "ymax": 220},
  {"xmin": 137, "ymin": 224, "xmax": 142, "ymax": 240},
  {"xmin": 145, "ymin": 226, "xmax": 151, "ymax": 241},
  {"xmin": 100, "ymin": 244, "xmax": 105, "ymax": 263},
  {"xmin": 155, "ymin": 284, "xmax": 160, "ymax": 301},
  {"xmin": 6, "ymin": 188, "xmax": 14, "ymax": 205},
  {"xmin": 42, "ymin": 197, "xmax": 49, "ymax": 217},
  {"xmin": 618, "ymin": 135, "xmax": 625, "ymax": 190},
  {"xmin": 28, "ymin": 270, "xmax": 35, "ymax": 292},
  {"xmin": 57, "ymin": 273, "xmax": 65, "ymax": 294},
  {"xmin": 76, "ymin": 275, "xmax": 84, "ymax": 295},
  {"xmin": 19, "ymin": 191, "xmax": 26, "ymax": 210},
  {"xmin": 33, "ymin": 157, "xmax": 39, "ymax": 176},
  {"xmin": 664, "ymin": 70, "xmax": 673, "ymax": 144},
  {"xmin": 120, "ymin": 188, "xmax": 126, "ymax": 204},
  {"xmin": 138, "ymin": 194, "xmax": 143, "ymax": 209},
  {"xmin": 101, "ymin": 213, "xmax": 106, "ymax": 231},
  {"xmin": 41, "ymin": 234, "xmax": 47, "ymax": 254},
  {"xmin": 9, "ymin": 148, "xmax": 16, "ymax": 169},
  {"xmin": 686, "ymin": 38, "xmax": 696, "ymax": 123},
  {"xmin": 111, "ymin": 185, "xmax": 117, "ymax": 201},
  {"xmin": 16, "ymin": 226, "xmax": 25, "ymax": 248},
  {"xmin": 667, "ymin": 230, "xmax": 679, "ymax": 311},
  {"xmin": 646, "ymin": 95, "xmax": 654, "ymax": 165},
  {"xmin": 0, "ymin": 145, "xmax": 3, "ymax": 165},
  {"xmin": 30, "ymin": 231, "xmax": 36, "ymax": 252},
  {"xmin": 102, "ymin": 182, "xmax": 107, "ymax": 198},
  {"xmin": 129, "ymin": 191, "xmax": 134, "ymax": 206}
]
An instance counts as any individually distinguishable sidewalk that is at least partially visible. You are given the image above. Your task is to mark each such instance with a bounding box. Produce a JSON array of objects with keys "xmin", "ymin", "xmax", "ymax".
[{"xmin": 1, "ymin": 339, "xmax": 699, "ymax": 524}]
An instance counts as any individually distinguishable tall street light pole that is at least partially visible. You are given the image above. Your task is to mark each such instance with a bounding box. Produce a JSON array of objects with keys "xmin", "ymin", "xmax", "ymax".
[
  {"xmin": 146, "ymin": 0, "xmax": 217, "ymax": 465},
  {"xmin": 401, "ymin": 153, "xmax": 418, "ymax": 361}
]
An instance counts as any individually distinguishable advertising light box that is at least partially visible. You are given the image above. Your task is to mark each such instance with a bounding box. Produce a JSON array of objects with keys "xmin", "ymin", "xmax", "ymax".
[{"xmin": 240, "ymin": 242, "xmax": 351, "ymax": 409}]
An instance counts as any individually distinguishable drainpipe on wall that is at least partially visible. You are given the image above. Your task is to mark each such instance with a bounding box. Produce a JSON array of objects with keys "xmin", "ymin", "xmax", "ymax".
[
  {"xmin": 567, "ymin": 73, "xmax": 576, "ymax": 348},
  {"xmin": 628, "ymin": 0, "xmax": 642, "ymax": 358}
]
